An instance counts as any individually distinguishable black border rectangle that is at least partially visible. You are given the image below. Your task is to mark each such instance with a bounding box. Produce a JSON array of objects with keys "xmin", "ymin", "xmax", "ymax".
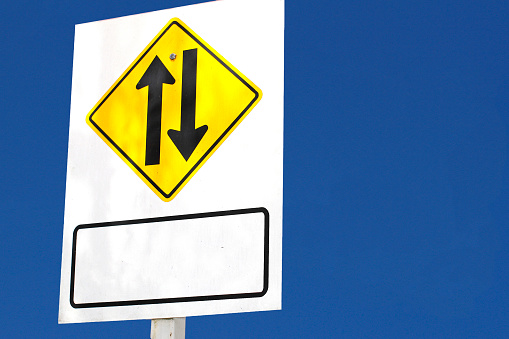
[{"xmin": 70, "ymin": 207, "xmax": 269, "ymax": 309}]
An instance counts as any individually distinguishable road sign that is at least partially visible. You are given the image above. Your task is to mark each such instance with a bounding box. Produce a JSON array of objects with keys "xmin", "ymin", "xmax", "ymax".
[
  {"xmin": 86, "ymin": 18, "xmax": 262, "ymax": 201},
  {"xmin": 60, "ymin": 0, "xmax": 283, "ymax": 324}
]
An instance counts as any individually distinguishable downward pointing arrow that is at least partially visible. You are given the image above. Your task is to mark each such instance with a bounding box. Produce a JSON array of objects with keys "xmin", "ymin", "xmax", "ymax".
[
  {"xmin": 137, "ymin": 55, "xmax": 175, "ymax": 166},
  {"xmin": 168, "ymin": 48, "xmax": 208, "ymax": 161}
]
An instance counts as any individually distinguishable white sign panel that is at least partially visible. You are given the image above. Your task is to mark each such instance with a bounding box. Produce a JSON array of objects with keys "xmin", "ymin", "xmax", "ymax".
[{"xmin": 59, "ymin": 0, "xmax": 284, "ymax": 323}]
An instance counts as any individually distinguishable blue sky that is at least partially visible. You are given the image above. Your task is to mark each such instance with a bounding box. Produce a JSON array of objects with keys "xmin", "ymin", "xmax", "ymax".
[{"xmin": 1, "ymin": 0, "xmax": 509, "ymax": 337}]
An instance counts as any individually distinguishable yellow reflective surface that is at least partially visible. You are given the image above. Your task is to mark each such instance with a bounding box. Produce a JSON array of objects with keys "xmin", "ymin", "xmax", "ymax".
[{"xmin": 86, "ymin": 18, "xmax": 262, "ymax": 201}]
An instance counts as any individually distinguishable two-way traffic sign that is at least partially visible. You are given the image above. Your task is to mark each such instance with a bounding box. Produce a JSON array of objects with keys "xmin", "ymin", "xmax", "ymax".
[
  {"xmin": 87, "ymin": 18, "xmax": 262, "ymax": 201},
  {"xmin": 59, "ymin": 0, "xmax": 284, "ymax": 324}
]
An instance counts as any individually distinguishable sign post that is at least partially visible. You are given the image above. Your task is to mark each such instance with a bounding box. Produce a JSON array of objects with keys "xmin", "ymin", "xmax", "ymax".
[
  {"xmin": 59, "ymin": 0, "xmax": 284, "ymax": 329},
  {"xmin": 151, "ymin": 318, "xmax": 185, "ymax": 339}
]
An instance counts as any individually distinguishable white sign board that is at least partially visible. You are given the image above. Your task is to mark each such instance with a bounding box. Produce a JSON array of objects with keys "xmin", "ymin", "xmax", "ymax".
[{"xmin": 59, "ymin": 0, "xmax": 284, "ymax": 323}]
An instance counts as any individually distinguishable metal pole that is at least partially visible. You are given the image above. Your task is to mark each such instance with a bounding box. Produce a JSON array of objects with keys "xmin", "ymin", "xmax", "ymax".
[{"xmin": 151, "ymin": 318, "xmax": 186, "ymax": 339}]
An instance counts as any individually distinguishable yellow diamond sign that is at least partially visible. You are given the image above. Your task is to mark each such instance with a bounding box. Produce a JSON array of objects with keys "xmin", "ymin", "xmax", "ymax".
[{"xmin": 86, "ymin": 18, "xmax": 262, "ymax": 202}]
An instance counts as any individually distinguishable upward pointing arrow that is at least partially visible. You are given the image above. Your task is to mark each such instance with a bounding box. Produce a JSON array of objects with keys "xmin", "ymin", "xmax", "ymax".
[
  {"xmin": 168, "ymin": 48, "xmax": 208, "ymax": 161},
  {"xmin": 137, "ymin": 55, "xmax": 175, "ymax": 166}
]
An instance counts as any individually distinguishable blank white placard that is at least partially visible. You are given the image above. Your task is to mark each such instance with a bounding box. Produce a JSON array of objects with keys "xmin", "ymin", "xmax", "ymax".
[{"xmin": 71, "ymin": 208, "xmax": 268, "ymax": 307}]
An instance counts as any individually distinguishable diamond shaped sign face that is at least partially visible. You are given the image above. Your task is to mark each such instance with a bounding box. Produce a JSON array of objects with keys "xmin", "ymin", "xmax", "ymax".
[{"xmin": 86, "ymin": 18, "xmax": 262, "ymax": 202}]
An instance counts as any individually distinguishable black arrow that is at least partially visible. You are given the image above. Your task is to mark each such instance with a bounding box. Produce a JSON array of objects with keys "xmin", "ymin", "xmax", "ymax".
[
  {"xmin": 137, "ymin": 55, "xmax": 175, "ymax": 166},
  {"xmin": 168, "ymin": 48, "xmax": 208, "ymax": 161}
]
